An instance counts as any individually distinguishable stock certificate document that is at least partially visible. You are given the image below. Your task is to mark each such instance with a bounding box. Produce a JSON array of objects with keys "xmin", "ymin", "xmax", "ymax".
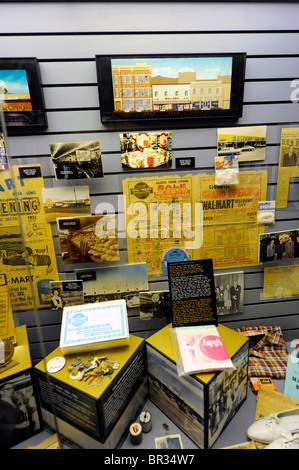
[
  {"xmin": 0, "ymin": 165, "xmax": 59, "ymax": 310},
  {"xmin": 122, "ymin": 170, "xmax": 268, "ymax": 274},
  {"xmin": 59, "ymin": 299, "xmax": 129, "ymax": 354}
]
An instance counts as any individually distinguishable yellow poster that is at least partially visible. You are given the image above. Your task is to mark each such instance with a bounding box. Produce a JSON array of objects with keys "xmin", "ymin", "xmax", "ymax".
[
  {"xmin": 276, "ymin": 127, "xmax": 299, "ymax": 208},
  {"xmin": 0, "ymin": 165, "xmax": 59, "ymax": 310},
  {"xmin": 122, "ymin": 174, "xmax": 201, "ymax": 275},
  {"xmin": 0, "ymin": 274, "xmax": 17, "ymax": 343},
  {"xmin": 263, "ymin": 264, "xmax": 299, "ymax": 298},
  {"xmin": 196, "ymin": 171, "xmax": 268, "ymax": 269},
  {"xmin": 122, "ymin": 170, "xmax": 268, "ymax": 274}
]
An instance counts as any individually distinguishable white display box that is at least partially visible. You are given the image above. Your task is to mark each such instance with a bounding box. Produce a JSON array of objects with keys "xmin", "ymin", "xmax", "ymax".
[{"xmin": 59, "ymin": 299, "xmax": 129, "ymax": 355}]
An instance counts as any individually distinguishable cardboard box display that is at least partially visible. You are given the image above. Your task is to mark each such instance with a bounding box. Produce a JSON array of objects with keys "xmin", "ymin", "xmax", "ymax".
[
  {"xmin": 0, "ymin": 326, "xmax": 43, "ymax": 449},
  {"xmin": 146, "ymin": 323, "xmax": 249, "ymax": 449},
  {"xmin": 34, "ymin": 334, "xmax": 147, "ymax": 447},
  {"xmin": 41, "ymin": 376, "xmax": 148, "ymax": 449}
]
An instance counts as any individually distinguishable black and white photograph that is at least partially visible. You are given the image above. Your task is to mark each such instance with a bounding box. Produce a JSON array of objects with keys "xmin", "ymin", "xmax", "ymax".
[
  {"xmin": 49, "ymin": 280, "xmax": 84, "ymax": 310},
  {"xmin": 259, "ymin": 229, "xmax": 299, "ymax": 262},
  {"xmin": 208, "ymin": 345, "xmax": 248, "ymax": 444},
  {"xmin": 214, "ymin": 271, "xmax": 244, "ymax": 315},
  {"xmin": 280, "ymin": 145, "xmax": 298, "ymax": 167},
  {"xmin": 139, "ymin": 290, "xmax": 171, "ymax": 321},
  {"xmin": 217, "ymin": 126, "xmax": 267, "ymax": 161},
  {"xmin": 50, "ymin": 141, "xmax": 103, "ymax": 180},
  {"xmin": 0, "ymin": 373, "xmax": 41, "ymax": 449},
  {"xmin": 147, "ymin": 345, "xmax": 205, "ymax": 449}
]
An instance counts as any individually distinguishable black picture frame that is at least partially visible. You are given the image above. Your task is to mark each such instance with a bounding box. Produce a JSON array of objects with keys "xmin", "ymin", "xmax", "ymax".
[
  {"xmin": 95, "ymin": 53, "xmax": 246, "ymax": 124},
  {"xmin": 0, "ymin": 57, "xmax": 47, "ymax": 134}
]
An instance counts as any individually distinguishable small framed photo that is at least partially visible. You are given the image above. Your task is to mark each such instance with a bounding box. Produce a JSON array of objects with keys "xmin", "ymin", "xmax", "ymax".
[
  {"xmin": 0, "ymin": 58, "xmax": 47, "ymax": 134},
  {"xmin": 155, "ymin": 434, "xmax": 183, "ymax": 449}
]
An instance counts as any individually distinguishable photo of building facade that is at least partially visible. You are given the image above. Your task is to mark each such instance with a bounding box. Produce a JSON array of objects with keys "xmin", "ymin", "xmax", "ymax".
[{"xmin": 112, "ymin": 58, "xmax": 232, "ymax": 113}]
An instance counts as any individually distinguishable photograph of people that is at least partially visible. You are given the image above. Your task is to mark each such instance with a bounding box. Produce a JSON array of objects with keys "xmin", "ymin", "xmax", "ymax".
[
  {"xmin": 285, "ymin": 235, "xmax": 295, "ymax": 258},
  {"xmin": 282, "ymin": 146, "xmax": 297, "ymax": 167},
  {"xmin": 0, "ymin": 376, "xmax": 40, "ymax": 448},
  {"xmin": 51, "ymin": 288, "xmax": 64, "ymax": 310},
  {"xmin": 266, "ymin": 239, "xmax": 276, "ymax": 261},
  {"xmin": 214, "ymin": 272, "xmax": 244, "ymax": 315},
  {"xmin": 259, "ymin": 230, "xmax": 299, "ymax": 262}
]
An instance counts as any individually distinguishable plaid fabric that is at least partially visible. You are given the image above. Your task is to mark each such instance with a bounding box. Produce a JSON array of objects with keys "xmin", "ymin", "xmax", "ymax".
[{"xmin": 234, "ymin": 326, "xmax": 289, "ymax": 379}]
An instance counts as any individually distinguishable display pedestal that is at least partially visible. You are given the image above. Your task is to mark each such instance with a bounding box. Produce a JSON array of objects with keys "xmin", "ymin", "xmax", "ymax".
[
  {"xmin": 34, "ymin": 334, "xmax": 147, "ymax": 449},
  {"xmin": 146, "ymin": 323, "xmax": 249, "ymax": 449},
  {"xmin": 0, "ymin": 325, "xmax": 43, "ymax": 449}
]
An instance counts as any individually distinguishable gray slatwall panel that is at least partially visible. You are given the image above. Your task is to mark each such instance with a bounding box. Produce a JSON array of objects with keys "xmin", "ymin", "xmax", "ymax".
[
  {"xmin": 2, "ymin": 33, "xmax": 299, "ymax": 58},
  {"xmin": 2, "ymin": 2, "xmax": 298, "ymax": 33},
  {"xmin": 3, "ymin": 4, "xmax": 298, "ymax": 363},
  {"xmin": 6, "ymin": 124, "xmax": 285, "ymax": 157},
  {"xmin": 2, "ymin": 4, "xmax": 299, "ymax": 33}
]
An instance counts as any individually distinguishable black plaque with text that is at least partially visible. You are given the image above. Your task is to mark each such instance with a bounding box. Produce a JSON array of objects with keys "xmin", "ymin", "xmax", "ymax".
[{"xmin": 168, "ymin": 259, "xmax": 218, "ymax": 328}]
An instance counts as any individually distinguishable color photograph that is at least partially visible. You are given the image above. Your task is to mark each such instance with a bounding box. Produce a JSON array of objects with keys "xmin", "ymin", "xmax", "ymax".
[
  {"xmin": 120, "ymin": 131, "xmax": 172, "ymax": 169},
  {"xmin": 75, "ymin": 263, "xmax": 148, "ymax": 308},
  {"xmin": 0, "ymin": 134, "xmax": 9, "ymax": 170},
  {"xmin": 259, "ymin": 229, "xmax": 299, "ymax": 262},
  {"xmin": 0, "ymin": 69, "xmax": 32, "ymax": 112},
  {"xmin": 217, "ymin": 126, "xmax": 267, "ymax": 161},
  {"xmin": 42, "ymin": 186, "xmax": 91, "ymax": 223},
  {"xmin": 111, "ymin": 56, "xmax": 232, "ymax": 113},
  {"xmin": 57, "ymin": 215, "xmax": 120, "ymax": 264}
]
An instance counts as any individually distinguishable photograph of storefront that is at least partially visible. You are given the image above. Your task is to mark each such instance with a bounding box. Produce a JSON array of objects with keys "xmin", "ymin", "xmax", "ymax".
[
  {"xmin": 112, "ymin": 62, "xmax": 152, "ymax": 112},
  {"xmin": 152, "ymin": 83, "xmax": 191, "ymax": 111},
  {"xmin": 191, "ymin": 76, "xmax": 231, "ymax": 110},
  {"xmin": 217, "ymin": 126, "xmax": 267, "ymax": 161},
  {"xmin": 111, "ymin": 57, "xmax": 233, "ymax": 114}
]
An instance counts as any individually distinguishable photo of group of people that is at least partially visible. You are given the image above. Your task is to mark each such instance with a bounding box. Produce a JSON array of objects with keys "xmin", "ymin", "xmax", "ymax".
[
  {"xmin": 259, "ymin": 229, "xmax": 299, "ymax": 262},
  {"xmin": 214, "ymin": 271, "xmax": 244, "ymax": 315}
]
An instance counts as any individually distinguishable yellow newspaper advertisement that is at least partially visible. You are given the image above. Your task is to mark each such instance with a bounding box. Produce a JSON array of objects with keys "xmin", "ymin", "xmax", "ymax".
[
  {"xmin": 122, "ymin": 174, "xmax": 201, "ymax": 275},
  {"xmin": 196, "ymin": 171, "xmax": 268, "ymax": 269},
  {"xmin": 122, "ymin": 170, "xmax": 267, "ymax": 274},
  {"xmin": 263, "ymin": 263, "xmax": 299, "ymax": 298},
  {"xmin": 0, "ymin": 274, "xmax": 17, "ymax": 343},
  {"xmin": 0, "ymin": 165, "xmax": 59, "ymax": 310},
  {"xmin": 276, "ymin": 127, "xmax": 299, "ymax": 208}
]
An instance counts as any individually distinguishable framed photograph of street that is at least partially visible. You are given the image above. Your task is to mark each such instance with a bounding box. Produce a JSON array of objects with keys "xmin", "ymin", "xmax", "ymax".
[
  {"xmin": 217, "ymin": 126, "xmax": 267, "ymax": 161},
  {"xmin": 0, "ymin": 58, "xmax": 47, "ymax": 134},
  {"xmin": 95, "ymin": 53, "xmax": 246, "ymax": 123}
]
